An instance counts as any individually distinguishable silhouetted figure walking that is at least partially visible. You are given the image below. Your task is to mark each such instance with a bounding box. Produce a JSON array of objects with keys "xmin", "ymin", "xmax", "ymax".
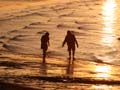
[
  {"xmin": 62, "ymin": 31, "xmax": 78, "ymax": 60},
  {"xmin": 41, "ymin": 32, "xmax": 50, "ymax": 63}
]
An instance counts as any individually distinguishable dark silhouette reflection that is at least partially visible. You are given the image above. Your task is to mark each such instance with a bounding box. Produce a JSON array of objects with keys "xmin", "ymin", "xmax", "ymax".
[
  {"xmin": 62, "ymin": 30, "xmax": 78, "ymax": 60},
  {"xmin": 66, "ymin": 59, "xmax": 74, "ymax": 77},
  {"xmin": 41, "ymin": 32, "xmax": 50, "ymax": 63},
  {"xmin": 41, "ymin": 62, "xmax": 47, "ymax": 75}
]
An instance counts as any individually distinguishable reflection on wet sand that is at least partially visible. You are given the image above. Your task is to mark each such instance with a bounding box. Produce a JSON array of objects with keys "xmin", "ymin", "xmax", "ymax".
[
  {"xmin": 66, "ymin": 59, "xmax": 74, "ymax": 77},
  {"xmin": 41, "ymin": 62, "xmax": 47, "ymax": 75}
]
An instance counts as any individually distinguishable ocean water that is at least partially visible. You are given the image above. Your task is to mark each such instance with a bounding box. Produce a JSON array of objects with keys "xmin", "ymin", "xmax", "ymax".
[{"xmin": 0, "ymin": 0, "xmax": 120, "ymax": 89}]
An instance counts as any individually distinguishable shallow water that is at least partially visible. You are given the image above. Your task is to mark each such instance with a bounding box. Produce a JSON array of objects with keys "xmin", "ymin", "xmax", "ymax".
[{"xmin": 0, "ymin": 0, "xmax": 120, "ymax": 89}]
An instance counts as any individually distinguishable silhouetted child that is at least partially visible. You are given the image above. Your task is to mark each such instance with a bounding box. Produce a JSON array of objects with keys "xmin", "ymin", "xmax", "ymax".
[
  {"xmin": 62, "ymin": 30, "xmax": 78, "ymax": 60},
  {"xmin": 41, "ymin": 32, "xmax": 50, "ymax": 63}
]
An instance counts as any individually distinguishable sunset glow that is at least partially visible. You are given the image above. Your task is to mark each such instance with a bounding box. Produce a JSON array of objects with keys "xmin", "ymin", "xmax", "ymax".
[
  {"xmin": 102, "ymin": 0, "xmax": 117, "ymax": 46},
  {"xmin": 92, "ymin": 85, "xmax": 112, "ymax": 90},
  {"xmin": 95, "ymin": 65, "xmax": 111, "ymax": 78}
]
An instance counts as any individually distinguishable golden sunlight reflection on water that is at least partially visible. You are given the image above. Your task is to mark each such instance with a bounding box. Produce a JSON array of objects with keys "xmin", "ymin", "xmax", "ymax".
[
  {"xmin": 95, "ymin": 65, "xmax": 111, "ymax": 79},
  {"xmin": 96, "ymin": 0, "xmax": 117, "ymax": 84},
  {"xmin": 92, "ymin": 85, "xmax": 112, "ymax": 90},
  {"xmin": 101, "ymin": 0, "xmax": 117, "ymax": 47}
]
